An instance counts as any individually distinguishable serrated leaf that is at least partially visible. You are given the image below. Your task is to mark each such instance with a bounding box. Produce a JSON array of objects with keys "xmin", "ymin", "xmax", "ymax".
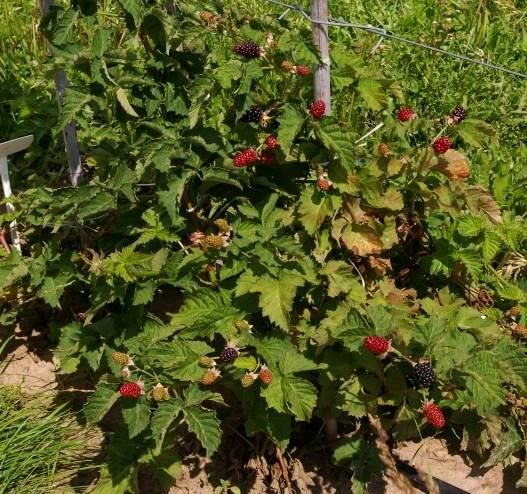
[
  {"xmin": 118, "ymin": 0, "xmax": 144, "ymax": 27},
  {"xmin": 151, "ymin": 400, "xmax": 183, "ymax": 447},
  {"xmin": 457, "ymin": 119, "xmax": 498, "ymax": 148},
  {"xmin": 334, "ymin": 222, "xmax": 383, "ymax": 256},
  {"xmin": 277, "ymin": 104, "xmax": 304, "ymax": 156},
  {"xmin": 317, "ymin": 122, "xmax": 356, "ymax": 169},
  {"xmin": 116, "ymin": 87, "xmax": 139, "ymax": 117},
  {"xmin": 170, "ymin": 289, "xmax": 241, "ymax": 338},
  {"xmin": 157, "ymin": 171, "xmax": 193, "ymax": 225},
  {"xmin": 85, "ymin": 385, "xmax": 120, "ymax": 423},
  {"xmin": 298, "ymin": 188, "xmax": 333, "ymax": 235},
  {"xmin": 251, "ymin": 273, "xmax": 305, "ymax": 331},
  {"xmin": 214, "ymin": 60, "xmax": 243, "ymax": 88},
  {"xmin": 283, "ymin": 376, "xmax": 317, "ymax": 421},
  {"xmin": 122, "ymin": 396, "xmax": 150, "ymax": 438},
  {"xmin": 183, "ymin": 406, "xmax": 221, "ymax": 456},
  {"xmin": 92, "ymin": 27, "xmax": 110, "ymax": 58},
  {"xmin": 58, "ymin": 89, "xmax": 92, "ymax": 129},
  {"xmin": 464, "ymin": 186, "xmax": 503, "ymax": 224},
  {"xmin": 356, "ymin": 78, "xmax": 388, "ymax": 111},
  {"xmin": 322, "ymin": 260, "xmax": 360, "ymax": 298}
]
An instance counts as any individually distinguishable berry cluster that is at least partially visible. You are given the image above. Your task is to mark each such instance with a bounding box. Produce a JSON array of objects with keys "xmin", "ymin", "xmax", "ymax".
[
  {"xmin": 422, "ymin": 402, "xmax": 445, "ymax": 429},
  {"xmin": 449, "ymin": 106, "xmax": 468, "ymax": 124},
  {"xmin": 219, "ymin": 346, "xmax": 239, "ymax": 363},
  {"xmin": 242, "ymin": 106, "xmax": 263, "ymax": 123},
  {"xmin": 363, "ymin": 336, "xmax": 390, "ymax": 355},
  {"xmin": 309, "ymin": 100, "xmax": 326, "ymax": 119},
  {"xmin": 410, "ymin": 362, "xmax": 436, "ymax": 388},
  {"xmin": 433, "ymin": 136, "xmax": 452, "ymax": 154},
  {"xmin": 234, "ymin": 41, "xmax": 261, "ymax": 59},
  {"xmin": 233, "ymin": 149, "xmax": 258, "ymax": 167},
  {"xmin": 397, "ymin": 107, "xmax": 416, "ymax": 122},
  {"xmin": 119, "ymin": 382, "xmax": 143, "ymax": 399}
]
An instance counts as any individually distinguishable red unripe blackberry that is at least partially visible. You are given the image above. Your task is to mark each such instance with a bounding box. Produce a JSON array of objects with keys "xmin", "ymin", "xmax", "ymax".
[
  {"xmin": 242, "ymin": 106, "xmax": 263, "ymax": 123},
  {"xmin": 309, "ymin": 100, "xmax": 326, "ymax": 119},
  {"xmin": 433, "ymin": 136, "xmax": 452, "ymax": 154},
  {"xmin": 259, "ymin": 366, "xmax": 273, "ymax": 385},
  {"xmin": 219, "ymin": 346, "xmax": 239, "ymax": 363},
  {"xmin": 363, "ymin": 335, "xmax": 390, "ymax": 355},
  {"xmin": 317, "ymin": 175, "xmax": 331, "ymax": 191},
  {"xmin": 296, "ymin": 65, "xmax": 310, "ymax": 77},
  {"xmin": 410, "ymin": 362, "xmax": 436, "ymax": 388},
  {"xmin": 233, "ymin": 149, "xmax": 258, "ymax": 167},
  {"xmin": 378, "ymin": 143, "xmax": 391, "ymax": 158},
  {"xmin": 449, "ymin": 106, "xmax": 468, "ymax": 124},
  {"xmin": 234, "ymin": 41, "xmax": 261, "ymax": 59},
  {"xmin": 265, "ymin": 135, "xmax": 280, "ymax": 150},
  {"xmin": 397, "ymin": 107, "xmax": 416, "ymax": 122},
  {"xmin": 259, "ymin": 150, "xmax": 277, "ymax": 165},
  {"xmin": 119, "ymin": 382, "xmax": 143, "ymax": 399},
  {"xmin": 422, "ymin": 402, "xmax": 445, "ymax": 429}
]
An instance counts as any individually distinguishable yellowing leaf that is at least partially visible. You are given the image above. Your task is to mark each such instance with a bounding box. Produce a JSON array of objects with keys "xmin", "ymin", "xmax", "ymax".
[
  {"xmin": 336, "ymin": 224, "xmax": 383, "ymax": 256},
  {"xmin": 116, "ymin": 87, "xmax": 139, "ymax": 117},
  {"xmin": 464, "ymin": 185, "xmax": 503, "ymax": 224},
  {"xmin": 431, "ymin": 150, "xmax": 471, "ymax": 180}
]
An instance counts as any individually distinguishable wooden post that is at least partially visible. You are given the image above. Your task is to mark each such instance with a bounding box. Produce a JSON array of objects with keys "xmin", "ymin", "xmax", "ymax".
[
  {"xmin": 310, "ymin": 0, "xmax": 331, "ymax": 115},
  {"xmin": 40, "ymin": 0, "xmax": 83, "ymax": 187}
]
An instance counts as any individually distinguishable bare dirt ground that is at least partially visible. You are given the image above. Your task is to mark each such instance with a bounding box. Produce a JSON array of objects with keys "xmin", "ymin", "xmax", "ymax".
[{"xmin": 1, "ymin": 329, "xmax": 525, "ymax": 494}]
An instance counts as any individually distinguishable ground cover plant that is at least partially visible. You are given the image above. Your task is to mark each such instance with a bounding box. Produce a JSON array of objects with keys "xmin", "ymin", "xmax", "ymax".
[{"xmin": 1, "ymin": 0, "xmax": 527, "ymax": 492}]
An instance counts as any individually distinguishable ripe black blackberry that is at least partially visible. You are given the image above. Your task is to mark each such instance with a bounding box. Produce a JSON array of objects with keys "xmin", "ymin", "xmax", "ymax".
[
  {"xmin": 449, "ymin": 106, "xmax": 468, "ymax": 124},
  {"xmin": 234, "ymin": 41, "xmax": 261, "ymax": 59},
  {"xmin": 410, "ymin": 362, "xmax": 436, "ymax": 388},
  {"xmin": 219, "ymin": 346, "xmax": 238, "ymax": 363},
  {"xmin": 242, "ymin": 106, "xmax": 263, "ymax": 123}
]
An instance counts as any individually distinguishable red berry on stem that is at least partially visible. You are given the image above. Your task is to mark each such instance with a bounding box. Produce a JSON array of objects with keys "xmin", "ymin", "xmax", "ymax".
[
  {"xmin": 363, "ymin": 336, "xmax": 390, "ymax": 355},
  {"xmin": 119, "ymin": 382, "xmax": 143, "ymax": 399},
  {"xmin": 259, "ymin": 365, "xmax": 273, "ymax": 385},
  {"xmin": 265, "ymin": 135, "xmax": 280, "ymax": 150},
  {"xmin": 309, "ymin": 100, "xmax": 326, "ymax": 119},
  {"xmin": 397, "ymin": 107, "xmax": 416, "ymax": 122},
  {"xmin": 296, "ymin": 65, "xmax": 310, "ymax": 77},
  {"xmin": 433, "ymin": 136, "xmax": 452, "ymax": 154},
  {"xmin": 317, "ymin": 174, "xmax": 332, "ymax": 191},
  {"xmin": 422, "ymin": 402, "xmax": 445, "ymax": 429},
  {"xmin": 234, "ymin": 41, "xmax": 261, "ymax": 59},
  {"xmin": 233, "ymin": 149, "xmax": 258, "ymax": 167}
]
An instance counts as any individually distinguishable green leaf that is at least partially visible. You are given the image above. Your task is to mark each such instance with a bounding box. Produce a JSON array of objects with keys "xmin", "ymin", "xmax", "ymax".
[
  {"xmin": 58, "ymin": 89, "xmax": 92, "ymax": 129},
  {"xmin": 183, "ymin": 406, "xmax": 221, "ymax": 456},
  {"xmin": 170, "ymin": 289, "xmax": 241, "ymax": 338},
  {"xmin": 92, "ymin": 27, "xmax": 110, "ymax": 58},
  {"xmin": 245, "ymin": 402, "xmax": 291, "ymax": 451},
  {"xmin": 321, "ymin": 260, "xmax": 360, "ymax": 298},
  {"xmin": 157, "ymin": 172, "xmax": 193, "ymax": 225},
  {"xmin": 151, "ymin": 400, "xmax": 183, "ymax": 447},
  {"xmin": 122, "ymin": 396, "xmax": 151, "ymax": 438},
  {"xmin": 283, "ymin": 377, "xmax": 317, "ymax": 421},
  {"xmin": 356, "ymin": 78, "xmax": 388, "ymax": 111},
  {"xmin": 52, "ymin": 8, "xmax": 78, "ymax": 45},
  {"xmin": 317, "ymin": 122, "xmax": 356, "ymax": 169},
  {"xmin": 118, "ymin": 0, "xmax": 144, "ymax": 27},
  {"xmin": 214, "ymin": 60, "xmax": 243, "ymax": 88},
  {"xmin": 85, "ymin": 385, "xmax": 120, "ymax": 423},
  {"xmin": 457, "ymin": 119, "xmax": 498, "ymax": 148},
  {"xmin": 91, "ymin": 464, "xmax": 135, "ymax": 494},
  {"xmin": 250, "ymin": 273, "xmax": 305, "ymax": 331},
  {"xmin": 38, "ymin": 274, "xmax": 69, "ymax": 308},
  {"xmin": 0, "ymin": 250, "xmax": 28, "ymax": 290},
  {"xmin": 234, "ymin": 355, "xmax": 258, "ymax": 371},
  {"xmin": 277, "ymin": 104, "xmax": 304, "ymax": 156},
  {"xmin": 298, "ymin": 188, "xmax": 333, "ymax": 235}
]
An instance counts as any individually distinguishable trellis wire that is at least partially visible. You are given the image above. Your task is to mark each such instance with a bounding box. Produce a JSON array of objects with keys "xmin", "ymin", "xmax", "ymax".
[{"xmin": 265, "ymin": 0, "xmax": 527, "ymax": 80}]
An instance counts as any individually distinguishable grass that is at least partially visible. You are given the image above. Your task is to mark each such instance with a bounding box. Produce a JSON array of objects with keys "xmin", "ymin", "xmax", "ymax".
[{"xmin": 0, "ymin": 386, "xmax": 99, "ymax": 494}]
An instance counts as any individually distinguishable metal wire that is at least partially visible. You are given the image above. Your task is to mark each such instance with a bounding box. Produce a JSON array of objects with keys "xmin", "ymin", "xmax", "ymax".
[{"xmin": 264, "ymin": 0, "xmax": 527, "ymax": 80}]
